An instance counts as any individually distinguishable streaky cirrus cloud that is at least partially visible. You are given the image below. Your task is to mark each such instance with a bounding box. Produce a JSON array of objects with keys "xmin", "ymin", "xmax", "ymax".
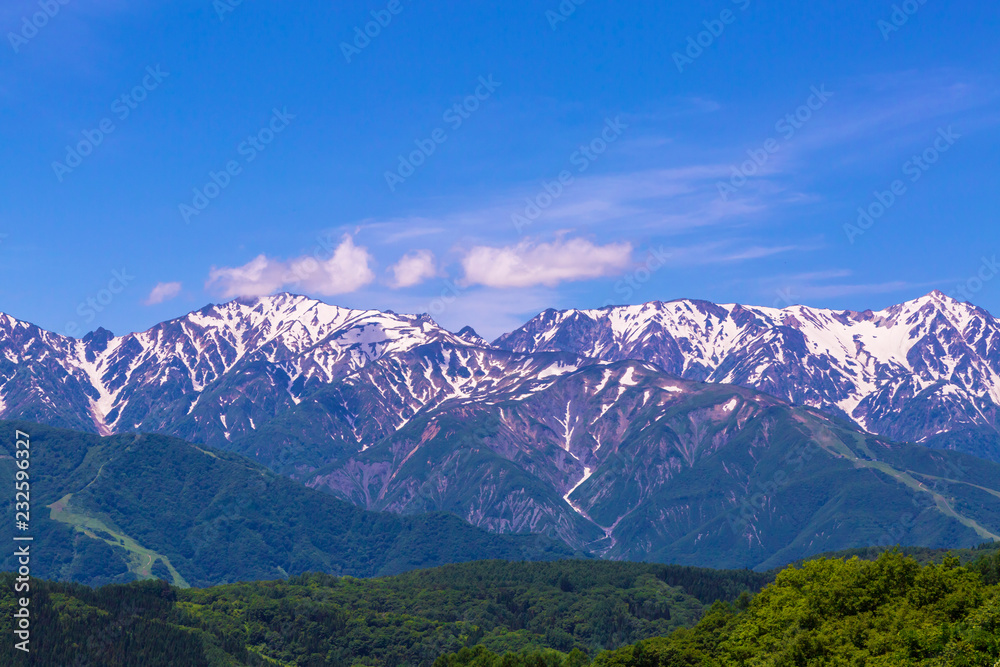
[
  {"xmin": 143, "ymin": 281, "xmax": 182, "ymax": 305},
  {"xmin": 461, "ymin": 237, "xmax": 633, "ymax": 288},
  {"xmin": 755, "ymin": 269, "xmax": 942, "ymax": 306},
  {"xmin": 388, "ymin": 250, "xmax": 437, "ymax": 288},
  {"xmin": 206, "ymin": 235, "xmax": 375, "ymax": 298}
]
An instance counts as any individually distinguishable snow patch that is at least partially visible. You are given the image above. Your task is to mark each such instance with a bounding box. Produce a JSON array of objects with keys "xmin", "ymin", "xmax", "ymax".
[{"xmin": 563, "ymin": 466, "xmax": 594, "ymax": 517}]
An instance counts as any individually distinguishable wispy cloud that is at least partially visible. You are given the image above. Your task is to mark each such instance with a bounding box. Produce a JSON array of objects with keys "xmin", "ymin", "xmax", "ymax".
[
  {"xmin": 758, "ymin": 269, "xmax": 940, "ymax": 306},
  {"xmin": 723, "ymin": 69, "xmax": 998, "ymax": 180},
  {"xmin": 642, "ymin": 239, "xmax": 820, "ymax": 267},
  {"xmin": 720, "ymin": 245, "xmax": 804, "ymax": 262},
  {"xmin": 144, "ymin": 281, "xmax": 182, "ymax": 306},
  {"xmin": 201, "ymin": 70, "xmax": 998, "ymax": 319},
  {"xmin": 358, "ymin": 163, "xmax": 766, "ymax": 252}
]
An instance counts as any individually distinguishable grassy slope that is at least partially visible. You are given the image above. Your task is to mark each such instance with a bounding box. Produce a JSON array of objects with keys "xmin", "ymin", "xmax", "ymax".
[{"xmin": 48, "ymin": 492, "xmax": 190, "ymax": 587}]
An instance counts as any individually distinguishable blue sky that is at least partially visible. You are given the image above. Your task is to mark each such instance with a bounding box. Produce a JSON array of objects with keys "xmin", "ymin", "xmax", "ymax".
[{"xmin": 1, "ymin": 0, "xmax": 998, "ymax": 339}]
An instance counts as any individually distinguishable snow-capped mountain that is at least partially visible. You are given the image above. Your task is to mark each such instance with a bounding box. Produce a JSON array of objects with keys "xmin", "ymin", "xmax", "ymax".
[
  {"xmin": 4, "ymin": 290, "xmax": 1000, "ymax": 454},
  {"xmin": 1, "ymin": 294, "xmax": 479, "ymax": 442},
  {"xmin": 494, "ymin": 291, "xmax": 1000, "ymax": 447}
]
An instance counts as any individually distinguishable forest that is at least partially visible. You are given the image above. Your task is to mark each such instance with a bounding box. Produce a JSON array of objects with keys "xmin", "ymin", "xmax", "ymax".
[{"xmin": 1, "ymin": 548, "xmax": 998, "ymax": 666}]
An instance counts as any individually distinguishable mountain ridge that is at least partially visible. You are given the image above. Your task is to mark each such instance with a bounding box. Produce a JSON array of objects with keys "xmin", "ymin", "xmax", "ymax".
[
  {"xmin": 0, "ymin": 293, "xmax": 475, "ymax": 440},
  {"xmin": 4, "ymin": 289, "xmax": 1000, "ymax": 460},
  {"xmin": 494, "ymin": 290, "xmax": 1000, "ymax": 450}
]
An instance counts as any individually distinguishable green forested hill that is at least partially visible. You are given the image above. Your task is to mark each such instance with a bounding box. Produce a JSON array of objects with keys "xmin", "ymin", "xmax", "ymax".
[
  {"xmin": 440, "ymin": 551, "xmax": 1000, "ymax": 667},
  {"xmin": 0, "ymin": 559, "xmax": 766, "ymax": 666},
  {"xmin": 2, "ymin": 553, "xmax": 997, "ymax": 666},
  {"xmin": 0, "ymin": 421, "xmax": 575, "ymax": 587}
]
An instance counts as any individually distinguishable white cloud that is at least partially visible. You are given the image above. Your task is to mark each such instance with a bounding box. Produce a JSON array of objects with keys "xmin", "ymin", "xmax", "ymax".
[
  {"xmin": 292, "ymin": 235, "xmax": 375, "ymax": 295},
  {"xmin": 388, "ymin": 250, "xmax": 437, "ymax": 288},
  {"xmin": 461, "ymin": 237, "xmax": 633, "ymax": 288},
  {"xmin": 206, "ymin": 255, "xmax": 288, "ymax": 298},
  {"xmin": 144, "ymin": 281, "xmax": 182, "ymax": 305},
  {"xmin": 206, "ymin": 235, "xmax": 375, "ymax": 298}
]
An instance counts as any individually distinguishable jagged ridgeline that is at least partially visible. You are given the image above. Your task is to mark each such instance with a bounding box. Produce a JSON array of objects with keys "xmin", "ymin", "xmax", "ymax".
[
  {"xmin": 495, "ymin": 291, "xmax": 1000, "ymax": 456},
  {"xmin": 4, "ymin": 292, "xmax": 1000, "ymax": 461},
  {"xmin": 1, "ymin": 551, "xmax": 996, "ymax": 666},
  {"xmin": 0, "ymin": 421, "xmax": 576, "ymax": 587}
]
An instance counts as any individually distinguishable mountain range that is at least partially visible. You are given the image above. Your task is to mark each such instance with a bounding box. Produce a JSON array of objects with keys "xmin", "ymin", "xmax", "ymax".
[
  {"xmin": 495, "ymin": 290, "xmax": 1000, "ymax": 450},
  {"xmin": 6, "ymin": 291, "xmax": 999, "ymax": 452},
  {"xmin": 3, "ymin": 291, "xmax": 1000, "ymax": 569}
]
